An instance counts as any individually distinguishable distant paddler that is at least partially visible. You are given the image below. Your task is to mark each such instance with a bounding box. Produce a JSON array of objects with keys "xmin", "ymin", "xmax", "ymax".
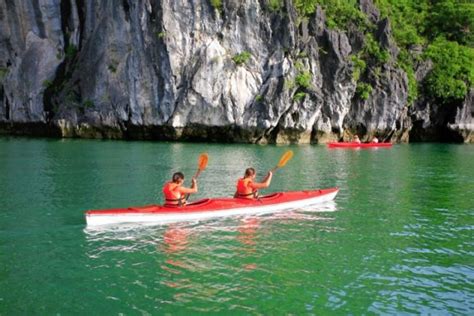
[{"xmin": 352, "ymin": 135, "xmax": 361, "ymax": 144}]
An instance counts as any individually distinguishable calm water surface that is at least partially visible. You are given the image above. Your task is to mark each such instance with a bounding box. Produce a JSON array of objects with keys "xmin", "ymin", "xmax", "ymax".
[{"xmin": 0, "ymin": 138, "xmax": 473, "ymax": 314}]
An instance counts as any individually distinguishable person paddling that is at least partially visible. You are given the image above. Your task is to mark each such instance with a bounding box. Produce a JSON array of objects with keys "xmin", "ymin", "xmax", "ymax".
[
  {"xmin": 352, "ymin": 135, "xmax": 361, "ymax": 143},
  {"xmin": 163, "ymin": 172, "xmax": 197, "ymax": 206},
  {"xmin": 234, "ymin": 168, "xmax": 273, "ymax": 199}
]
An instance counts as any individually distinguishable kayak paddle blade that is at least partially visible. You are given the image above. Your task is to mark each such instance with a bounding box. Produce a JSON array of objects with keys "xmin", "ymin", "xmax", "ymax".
[
  {"xmin": 277, "ymin": 150, "xmax": 293, "ymax": 168},
  {"xmin": 198, "ymin": 153, "xmax": 209, "ymax": 171}
]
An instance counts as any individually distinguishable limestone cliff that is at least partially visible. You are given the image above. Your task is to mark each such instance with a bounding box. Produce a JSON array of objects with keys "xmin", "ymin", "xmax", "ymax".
[{"xmin": 0, "ymin": 0, "xmax": 472, "ymax": 143}]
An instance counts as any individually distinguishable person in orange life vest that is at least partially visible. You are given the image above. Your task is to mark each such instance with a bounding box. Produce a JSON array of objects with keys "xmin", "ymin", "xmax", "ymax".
[
  {"xmin": 162, "ymin": 172, "xmax": 197, "ymax": 206},
  {"xmin": 352, "ymin": 135, "xmax": 361, "ymax": 143},
  {"xmin": 235, "ymin": 168, "xmax": 273, "ymax": 199}
]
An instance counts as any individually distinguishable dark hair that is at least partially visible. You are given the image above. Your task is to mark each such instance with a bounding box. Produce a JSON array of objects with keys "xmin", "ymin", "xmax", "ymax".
[
  {"xmin": 244, "ymin": 168, "xmax": 255, "ymax": 177},
  {"xmin": 172, "ymin": 172, "xmax": 184, "ymax": 183}
]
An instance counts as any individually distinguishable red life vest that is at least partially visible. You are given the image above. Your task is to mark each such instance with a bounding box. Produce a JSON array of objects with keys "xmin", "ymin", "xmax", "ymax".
[
  {"xmin": 163, "ymin": 182, "xmax": 186, "ymax": 206},
  {"xmin": 235, "ymin": 178, "xmax": 258, "ymax": 199}
]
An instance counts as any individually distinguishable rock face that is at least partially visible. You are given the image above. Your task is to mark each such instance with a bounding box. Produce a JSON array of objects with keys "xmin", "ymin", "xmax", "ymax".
[
  {"xmin": 0, "ymin": 0, "xmax": 472, "ymax": 143},
  {"xmin": 0, "ymin": 0, "xmax": 64, "ymax": 122}
]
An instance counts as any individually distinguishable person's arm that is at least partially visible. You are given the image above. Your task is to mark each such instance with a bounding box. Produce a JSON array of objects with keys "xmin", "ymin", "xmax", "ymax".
[
  {"xmin": 178, "ymin": 178, "xmax": 198, "ymax": 194},
  {"xmin": 250, "ymin": 172, "xmax": 273, "ymax": 189}
]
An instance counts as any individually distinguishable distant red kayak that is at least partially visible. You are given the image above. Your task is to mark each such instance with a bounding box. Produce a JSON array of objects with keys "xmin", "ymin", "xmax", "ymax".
[
  {"xmin": 85, "ymin": 188, "xmax": 339, "ymax": 227},
  {"xmin": 327, "ymin": 142, "xmax": 392, "ymax": 148}
]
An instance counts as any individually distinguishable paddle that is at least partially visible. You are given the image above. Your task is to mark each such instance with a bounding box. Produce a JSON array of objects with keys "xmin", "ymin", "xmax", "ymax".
[
  {"xmin": 270, "ymin": 150, "xmax": 294, "ymax": 173},
  {"xmin": 185, "ymin": 153, "xmax": 209, "ymax": 201},
  {"xmin": 193, "ymin": 152, "xmax": 209, "ymax": 179}
]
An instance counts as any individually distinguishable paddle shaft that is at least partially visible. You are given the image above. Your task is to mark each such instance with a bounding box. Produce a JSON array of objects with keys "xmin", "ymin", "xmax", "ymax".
[
  {"xmin": 185, "ymin": 168, "xmax": 203, "ymax": 201},
  {"xmin": 193, "ymin": 169, "xmax": 202, "ymax": 179},
  {"xmin": 269, "ymin": 166, "xmax": 279, "ymax": 173},
  {"xmin": 267, "ymin": 151, "xmax": 292, "ymax": 176}
]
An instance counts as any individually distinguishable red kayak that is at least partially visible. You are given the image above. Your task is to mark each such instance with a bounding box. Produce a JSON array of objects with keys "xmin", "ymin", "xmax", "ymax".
[
  {"xmin": 327, "ymin": 142, "xmax": 392, "ymax": 148},
  {"xmin": 85, "ymin": 187, "xmax": 339, "ymax": 227}
]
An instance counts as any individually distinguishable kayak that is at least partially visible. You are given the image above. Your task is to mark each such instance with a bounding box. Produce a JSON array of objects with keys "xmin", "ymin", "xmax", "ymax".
[
  {"xmin": 327, "ymin": 142, "xmax": 392, "ymax": 148},
  {"xmin": 85, "ymin": 187, "xmax": 339, "ymax": 227}
]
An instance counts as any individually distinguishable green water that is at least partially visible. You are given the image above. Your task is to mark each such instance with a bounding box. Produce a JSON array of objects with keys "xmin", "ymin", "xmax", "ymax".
[{"xmin": 0, "ymin": 138, "xmax": 473, "ymax": 314}]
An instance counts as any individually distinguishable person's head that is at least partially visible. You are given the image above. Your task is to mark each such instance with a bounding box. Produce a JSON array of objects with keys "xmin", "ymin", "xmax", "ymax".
[
  {"xmin": 172, "ymin": 172, "xmax": 185, "ymax": 184},
  {"xmin": 354, "ymin": 135, "xmax": 359, "ymax": 139},
  {"xmin": 244, "ymin": 167, "xmax": 256, "ymax": 179}
]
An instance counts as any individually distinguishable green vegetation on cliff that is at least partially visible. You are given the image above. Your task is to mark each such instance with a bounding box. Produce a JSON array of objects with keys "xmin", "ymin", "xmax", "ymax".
[
  {"xmin": 232, "ymin": 51, "xmax": 252, "ymax": 65},
  {"xmin": 210, "ymin": 0, "xmax": 222, "ymax": 11},
  {"xmin": 291, "ymin": 0, "xmax": 473, "ymax": 104},
  {"xmin": 0, "ymin": 67, "xmax": 8, "ymax": 81},
  {"xmin": 424, "ymin": 38, "xmax": 474, "ymax": 101},
  {"xmin": 375, "ymin": 0, "xmax": 473, "ymax": 103},
  {"xmin": 294, "ymin": 0, "xmax": 368, "ymax": 29}
]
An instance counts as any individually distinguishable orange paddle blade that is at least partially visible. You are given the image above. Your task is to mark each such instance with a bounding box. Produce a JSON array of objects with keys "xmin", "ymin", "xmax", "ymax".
[
  {"xmin": 198, "ymin": 153, "xmax": 209, "ymax": 171},
  {"xmin": 277, "ymin": 150, "xmax": 293, "ymax": 168}
]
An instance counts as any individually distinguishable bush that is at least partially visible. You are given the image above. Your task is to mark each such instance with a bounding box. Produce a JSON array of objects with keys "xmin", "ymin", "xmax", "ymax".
[
  {"xmin": 293, "ymin": 0, "xmax": 368, "ymax": 30},
  {"xmin": 351, "ymin": 55, "xmax": 367, "ymax": 81},
  {"xmin": 326, "ymin": 0, "xmax": 369, "ymax": 30},
  {"xmin": 356, "ymin": 82, "xmax": 373, "ymax": 100},
  {"xmin": 156, "ymin": 31, "xmax": 166, "ymax": 39},
  {"xmin": 42, "ymin": 80, "xmax": 53, "ymax": 88},
  {"xmin": 375, "ymin": 0, "xmax": 428, "ymax": 47},
  {"xmin": 295, "ymin": 71, "xmax": 312, "ymax": 88},
  {"xmin": 373, "ymin": 0, "xmax": 473, "ymax": 104},
  {"xmin": 294, "ymin": 62, "xmax": 312, "ymax": 89},
  {"xmin": 65, "ymin": 44, "xmax": 78, "ymax": 59},
  {"xmin": 364, "ymin": 33, "xmax": 390, "ymax": 64},
  {"xmin": 428, "ymin": 0, "xmax": 474, "ymax": 47},
  {"xmin": 108, "ymin": 60, "xmax": 119, "ymax": 73},
  {"xmin": 210, "ymin": 0, "xmax": 222, "ymax": 11},
  {"xmin": 0, "ymin": 67, "xmax": 9, "ymax": 80},
  {"xmin": 375, "ymin": 0, "xmax": 472, "ymax": 52},
  {"xmin": 268, "ymin": 0, "xmax": 283, "ymax": 12},
  {"xmin": 232, "ymin": 51, "xmax": 252, "ymax": 65},
  {"xmin": 424, "ymin": 37, "xmax": 474, "ymax": 101},
  {"xmin": 293, "ymin": 0, "xmax": 317, "ymax": 16},
  {"xmin": 293, "ymin": 92, "xmax": 307, "ymax": 101}
]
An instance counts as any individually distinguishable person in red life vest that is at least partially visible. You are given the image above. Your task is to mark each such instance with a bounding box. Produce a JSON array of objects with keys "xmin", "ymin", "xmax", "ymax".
[
  {"xmin": 162, "ymin": 172, "xmax": 197, "ymax": 206},
  {"xmin": 234, "ymin": 168, "xmax": 273, "ymax": 199}
]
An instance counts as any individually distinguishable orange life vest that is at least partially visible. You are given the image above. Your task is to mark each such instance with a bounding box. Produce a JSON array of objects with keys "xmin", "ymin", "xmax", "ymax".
[
  {"xmin": 163, "ymin": 182, "xmax": 186, "ymax": 206},
  {"xmin": 235, "ymin": 178, "xmax": 257, "ymax": 199}
]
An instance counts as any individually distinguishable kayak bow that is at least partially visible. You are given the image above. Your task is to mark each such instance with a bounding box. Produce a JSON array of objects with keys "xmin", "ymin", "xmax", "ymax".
[{"xmin": 85, "ymin": 187, "xmax": 339, "ymax": 226}]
